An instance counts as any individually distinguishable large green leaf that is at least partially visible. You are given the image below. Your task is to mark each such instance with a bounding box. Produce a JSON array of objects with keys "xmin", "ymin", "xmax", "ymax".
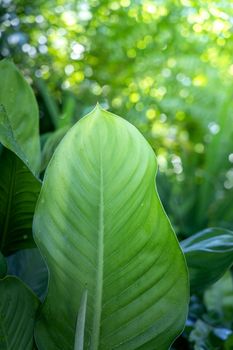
[
  {"xmin": 0, "ymin": 106, "xmax": 41, "ymax": 255},
  {"xmin": 181, "ymin": 228, "xmax": 233, "ymax": 292},
  {"xmin": 33, "ymin": 106, "xmax": 189, "ymax": 350},
  {"xmin": 0, "ymin": 59, "xmax": 41, "ymax": 174},
  {"xmin": 0, "ymin": 276, "xmax": 39, "ymax": 350}
]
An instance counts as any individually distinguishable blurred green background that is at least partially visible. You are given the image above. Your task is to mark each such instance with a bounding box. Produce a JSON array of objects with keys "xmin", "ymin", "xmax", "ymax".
[{"xmin": 1, "ymin": 0, "xmax": 233, "ymax": 237}]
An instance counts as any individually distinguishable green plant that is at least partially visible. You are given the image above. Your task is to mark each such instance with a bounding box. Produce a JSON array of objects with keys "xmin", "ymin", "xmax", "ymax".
[
  {"xmin": 1, "ymin": 61, "xmax": 233, "ymax": 350},
  {"xmin": 0, "ymin": 60, "xmax": 189, "ymax": 349}
]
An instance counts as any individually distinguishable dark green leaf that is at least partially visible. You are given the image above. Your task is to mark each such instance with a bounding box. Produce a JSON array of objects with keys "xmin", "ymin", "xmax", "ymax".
[
  {"xmin": 0, "ymin": 147, "xmax": 41, "ymax": 255},
  {"xmin": 181, "ymin": 228, "xmax": 233, "ymax": 292},
  {"xmin": 0, "ymin": 276, "xmax": 39, "ymax": 350}
]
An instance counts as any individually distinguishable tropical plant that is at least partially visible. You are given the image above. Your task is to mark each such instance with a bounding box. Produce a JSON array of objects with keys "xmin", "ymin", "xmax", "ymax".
[
  {"xmin": 1, "ymin": 61, "xmax": 233, "ymax": 350},
  {"xmin": 0, "ymin": 60, "xmax": 190, "ymax": 350}
]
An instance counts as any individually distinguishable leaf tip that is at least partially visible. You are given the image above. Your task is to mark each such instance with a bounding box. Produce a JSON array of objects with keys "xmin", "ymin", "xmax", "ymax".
[
  {"xmin": 90, "ymin": 102, "xmax": 107, "ymax": 119},
  {"xmin": 95, "ymin": 102, "xmax": 103, "ymax": 111}
]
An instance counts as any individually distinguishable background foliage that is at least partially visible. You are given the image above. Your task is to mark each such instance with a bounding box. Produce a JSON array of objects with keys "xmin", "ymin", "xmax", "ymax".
[{"xmin": 1, "ymin": 0, "xmax": 233, "ymax": 348}]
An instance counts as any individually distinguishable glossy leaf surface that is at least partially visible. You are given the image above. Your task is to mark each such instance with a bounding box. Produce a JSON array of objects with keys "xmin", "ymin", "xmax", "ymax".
[
  {"xmin": 34, "ymin": 106, "xmax": 188, "ymax": 350},
  {"xmin": 182, "ymin": 228, "xmax": 233, "ymax": 292},
  {"xmin": 0, "ymin": 276, "xmax": 39, "ymax": 350},
  {"xmin": 0, "ymin": 59, "xmax": 41, "ymax": 174}
]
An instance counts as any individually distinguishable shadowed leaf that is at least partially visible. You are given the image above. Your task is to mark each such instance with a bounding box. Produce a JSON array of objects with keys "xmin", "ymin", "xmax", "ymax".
[
  {"xmin": 182, "ymin": 228, "xmax": 233, "ymax": 292},
  {"xmin": 0, "ymin": 276, "xmax": 39, "ymax": 350}
]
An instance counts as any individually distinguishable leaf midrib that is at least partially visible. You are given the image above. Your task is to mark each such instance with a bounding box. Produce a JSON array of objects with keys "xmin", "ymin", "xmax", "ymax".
[{"xmin": 90, "ymin": 150, "xmax": 104, "ymax": 350}]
